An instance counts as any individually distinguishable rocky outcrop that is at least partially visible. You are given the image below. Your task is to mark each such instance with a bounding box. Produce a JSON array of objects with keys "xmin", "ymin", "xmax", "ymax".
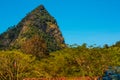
[{"xmin": 0, "ymin": 5, "xmax": 66, "ymax": 54}]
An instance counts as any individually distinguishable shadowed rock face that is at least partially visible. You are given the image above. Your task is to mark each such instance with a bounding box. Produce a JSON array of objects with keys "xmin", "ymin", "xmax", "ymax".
[{"xmin": 0, "ymin": 5, "xmax": 66, "ymax": 53}]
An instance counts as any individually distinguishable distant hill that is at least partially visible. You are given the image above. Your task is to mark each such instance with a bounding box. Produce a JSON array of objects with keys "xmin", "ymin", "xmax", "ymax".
[{"xmin": 0, "ymin": 5, "xmax": 66, "ymax": 57}]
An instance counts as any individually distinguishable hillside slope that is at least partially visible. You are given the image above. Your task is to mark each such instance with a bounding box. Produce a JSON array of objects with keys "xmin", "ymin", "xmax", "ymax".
[{"xmin": 0, "ymin": 5, "xmax": 66, "ymax": 57}]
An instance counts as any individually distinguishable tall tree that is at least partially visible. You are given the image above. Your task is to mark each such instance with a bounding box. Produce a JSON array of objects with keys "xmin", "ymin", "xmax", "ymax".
[{"xmin": 21, "ymin": 35, "xmax": 47, "ymax": 58}]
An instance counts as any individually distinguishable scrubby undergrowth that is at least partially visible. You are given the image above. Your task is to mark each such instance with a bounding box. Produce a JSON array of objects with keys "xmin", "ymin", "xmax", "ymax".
[{"xmin": 1, "ymin": 43, "xmax": 120, "ymax": 79}]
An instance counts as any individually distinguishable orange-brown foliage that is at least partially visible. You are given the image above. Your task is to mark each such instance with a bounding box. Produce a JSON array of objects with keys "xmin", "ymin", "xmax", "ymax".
[{"xmin": 21, "ymin": 35, "xmax": 47, "ymax": 57}]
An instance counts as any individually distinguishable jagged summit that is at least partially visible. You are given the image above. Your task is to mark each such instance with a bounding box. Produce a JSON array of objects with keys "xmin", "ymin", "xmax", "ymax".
[
  {"xmin": 30, "ymin": 5, "xmax": 48, "ymax": 15},
  {"xmin": 35, "ymin": 5, "xmax": 45, "ymax": 11},
  {"xmin": 0, "ymin": 5, "xmax": 66, "ymax": 57}
]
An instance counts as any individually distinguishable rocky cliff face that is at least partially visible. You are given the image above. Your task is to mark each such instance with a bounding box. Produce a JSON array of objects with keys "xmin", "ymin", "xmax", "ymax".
[{"xmin": 0, "ymin": 5, "xmax": 66, "ymax": 55}]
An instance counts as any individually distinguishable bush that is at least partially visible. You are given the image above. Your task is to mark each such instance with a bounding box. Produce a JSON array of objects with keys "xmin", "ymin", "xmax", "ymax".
[{"xmin": 0, "ymin": 51, "xmax": 37, "ymax": 80}]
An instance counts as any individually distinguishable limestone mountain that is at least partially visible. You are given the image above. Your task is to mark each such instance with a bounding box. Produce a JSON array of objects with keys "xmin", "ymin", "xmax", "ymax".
[{"xmin": 0, "ymin": 5, "xmax": 66, "ymax": 57}]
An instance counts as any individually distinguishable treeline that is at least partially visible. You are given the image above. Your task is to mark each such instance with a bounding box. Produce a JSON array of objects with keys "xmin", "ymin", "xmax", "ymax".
[{"xmin": 0, "ymin": 42, "xmax": 120, "ymax": 79}]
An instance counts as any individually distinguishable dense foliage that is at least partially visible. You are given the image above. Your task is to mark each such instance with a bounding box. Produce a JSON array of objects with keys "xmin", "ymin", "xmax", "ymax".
[
  {"xmin": 0, "ymin": 51, "xmax": 36, "ymax": 80},
  {"xmin": 1, "ymin": 43, "xmax": 120, "ymax": 79},
  {"xmin": 41, "ymin": 44, "xmax": 120, "ymax": 77}
]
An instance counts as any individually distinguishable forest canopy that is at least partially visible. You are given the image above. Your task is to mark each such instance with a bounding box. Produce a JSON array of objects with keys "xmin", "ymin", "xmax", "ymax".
[{"xmin": 0, "ymin": 43, "xmax": 120, "ymax": 79}]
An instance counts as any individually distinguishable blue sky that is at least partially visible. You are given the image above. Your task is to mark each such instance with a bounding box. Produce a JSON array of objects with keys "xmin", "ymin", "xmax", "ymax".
[{"xmin": 0, "ymin": 0, "xmax": 120, "ymax": 46}]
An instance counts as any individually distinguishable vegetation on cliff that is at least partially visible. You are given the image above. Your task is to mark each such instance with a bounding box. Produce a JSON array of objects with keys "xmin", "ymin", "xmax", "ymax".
[{"xmin": 0, "ymin": 5, "xmax": 65, "ymax": 58}]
